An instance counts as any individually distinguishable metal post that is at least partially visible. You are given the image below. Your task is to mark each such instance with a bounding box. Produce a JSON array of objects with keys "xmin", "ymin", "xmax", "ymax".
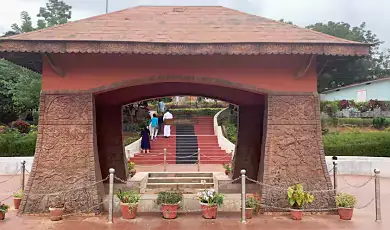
[
  {"xmin": 105, "ymin": 0, "xmax": 108, "ymax": 13},
  {"xmin": 164, "ymin": 148, "xmax": 167, "ymax": 172},
  {"xmin": 21, "ymin": 160, "xmax": 26, "ymax": 192},
  {"xmin": 240, "ymin": 169, "xmax": 246, "ymax": 223},
  {"xmin": 374, "ymin": 168, "xmax": 381, "ymax": 222},
  {"xmin": 108, "ymin": 168, "xmax": 115, "ymax": 224},
  {"xmin": 333, "ymin": 161, "xmax": 337, "ymax": 195},
  {"xmin": 197, "ymin": 148, "xmax": 200, "ymax": 172}
]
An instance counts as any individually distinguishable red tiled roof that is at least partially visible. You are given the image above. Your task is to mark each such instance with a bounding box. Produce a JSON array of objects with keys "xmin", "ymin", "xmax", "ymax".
[{"xmin": 0, "ymin": 6, "xmax": 370, "ymax": 56}]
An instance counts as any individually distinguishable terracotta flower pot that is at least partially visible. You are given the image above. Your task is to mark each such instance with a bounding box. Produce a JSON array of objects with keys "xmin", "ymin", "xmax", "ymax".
[
  {"xmin": 245, "ymin": 208, "xmax": 254, "ymax": 219},
  {"xmin": 290, "ymin": 209, "xmax": 303, "ymax": 220},
  {"xmin": 14, "ymin": 198, "xmax": 22, "ymax": 209},
  {"xmin": 0, "ymin": 212, "xmax": 5, "ymax": 220},
  {"xmin": 130, "ymin": 170, "xmax": 136, "ymax": 177},
  {"xmin": 121, "ymin": 203, "xmax": 138, "ymax": 219},
  {"xmin": 200, "ymin": 202, "xmax": 218, "ymax": 219},
  {"xmin": 338, "ymin": 208, "xmax": 354, "ymax": 220},
  {"xmin": 49, "ymin": 207, "xmax": 64, "ymax": 221},
  {"xmin": 224, "ymin": 170, "xmax": 230, "ymax": 176},
  {"xmin": 161, "ymin": 204, "xmax": 179, "ymax": 219}
]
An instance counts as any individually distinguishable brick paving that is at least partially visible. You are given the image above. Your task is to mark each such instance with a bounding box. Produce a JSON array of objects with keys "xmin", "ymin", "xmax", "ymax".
[{"xmin": 1, "ymin": 174, "xmax": 389, "ymax": 229}]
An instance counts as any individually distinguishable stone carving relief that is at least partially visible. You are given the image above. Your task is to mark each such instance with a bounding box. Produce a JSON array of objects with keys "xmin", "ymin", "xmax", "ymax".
[
  {"xmin": 44, "ymin": 95, "xmax": 91, "ymax": 122},
  {"xmin": 261, "ymin": 95, "xmax": 334, "ymax": 210},
  {"xmin": 268, "ymin": 95, "xmax": 316, "ymax": 123},
  {"xmin": 21, "ymin": 94, "xmax": 102, "ymax": 214}
]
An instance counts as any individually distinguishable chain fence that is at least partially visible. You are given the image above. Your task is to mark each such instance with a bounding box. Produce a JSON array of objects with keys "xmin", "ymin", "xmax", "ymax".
[{"xmin": 0, "ymin": 158, "xmax": 383, "ymax": 222}]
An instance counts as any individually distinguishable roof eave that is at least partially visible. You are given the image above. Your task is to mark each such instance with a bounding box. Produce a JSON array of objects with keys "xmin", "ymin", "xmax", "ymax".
[{"xmin": 0, "ymin": 40, "xmax": 370, "ymax": 56}]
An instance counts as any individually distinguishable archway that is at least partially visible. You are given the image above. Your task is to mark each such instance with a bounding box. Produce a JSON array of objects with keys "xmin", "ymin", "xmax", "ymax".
[{"xmin": 94, "ymin": 81, "xmax": 267, "ymax": 182}]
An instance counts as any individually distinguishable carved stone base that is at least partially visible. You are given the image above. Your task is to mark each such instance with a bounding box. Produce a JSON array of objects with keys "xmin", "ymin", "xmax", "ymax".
[
  {"xmin": 20, "ymin": 93, "xmax": 104, "ymax": 214},
  {"xmin": 260, "ymin": 95, "xmax": 334, "ymax": 210}
]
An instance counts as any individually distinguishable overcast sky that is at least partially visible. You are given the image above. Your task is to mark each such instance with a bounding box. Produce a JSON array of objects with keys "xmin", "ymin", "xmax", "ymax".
[{"xmin": 1, "ymin": 0, "xmax": 389, "ymax": 49}]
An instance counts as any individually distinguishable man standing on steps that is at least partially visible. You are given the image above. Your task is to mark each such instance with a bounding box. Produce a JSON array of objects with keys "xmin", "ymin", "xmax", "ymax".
[
  {"xmin": 163, "ymin": 109, "xmax": 173, "ymax": 138},
  {"xmin": 158, "ymin": 99, "xmax": 165, "ymax": 114}
]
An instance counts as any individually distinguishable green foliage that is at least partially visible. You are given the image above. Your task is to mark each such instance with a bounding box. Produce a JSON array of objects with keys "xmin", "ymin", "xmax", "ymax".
[
  {"xmin": 0, "ymin": 204, "xmax": 10, "ymax": 213},
  {"xmin": 13, "ymin": 190, "xmax": 23, "ymax": 199},
  {"xmin": 320, "ymin": 101, "xmax": 339, "ymax": 116},
  {"xmin": 157, "ymin": 191, "xmax": 183, "ymax": 205},
  {"xmin": 116, "ymin": 190, "xmax": 141, "ymax": 208},
  {"xmin": 287, "ymin": 184, "xmax": 314, "ymax": 209},
  {"xmin": 0, "ymin": 131, "xmax": 37, "ymax": 157},
  {"xmin": 123, "ymin": 136, "xmax": 140, "ymax": 146},
  {"xmin": 246, "ymin": 195, "xmax": 260, "ymax": 209},
  {"xmin": 197, "ymin": 188, "xmax": 224, "ymax": 206},
  {"xmin": 279, "ymin": 19, "xmax": 294, "ymax": 25},
  {"xmin": 321, "ymin": 117, "xmax": 390, "ymax": 128},
  {"xmin": 336, "ymin": 193, "xmax": 357, "ymax": 208},
  {"xmin": 10, "ymin": 11, "xmax": 34, "ymax": 34},
  {"xmin": 222, "ymin": 122, "xmax": 237, "ymax": 143},
  {"xmin": 7, "ymin": 0, "xmax": 72, "ymax": 35},
  {"xmin": 323, "ymin": 132, "xmax": 390, "ymax": 157},
  {"xmin": 127, "ymin": 161, "xmax": 135, "ymax": 172},
  {"xmin": 0, "ymin": 59, "xmax": 41, "ymax": 122},
  {"xmin": 222, "ymin": 163, "xmax": 232, "ymax": 172},
  {"xmin": 307, "ymin": 22, "xmax": 389, "ymax": 92},
  {"xmin": 37, "ymin": 0, "xmax": 72, "ymax": 27},
  {"xmin": 373, "ymin": 117, "xmax": 389, "ymax": 129},
  {"xmin": 170, "ymin": 108, "xmax": 221, "ymax": 117}
]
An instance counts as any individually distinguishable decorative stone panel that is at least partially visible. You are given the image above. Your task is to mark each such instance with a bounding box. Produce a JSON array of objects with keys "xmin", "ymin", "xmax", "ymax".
[
  {"xmin": 261, "ymin": 95, "xmax": 334, "ymax": 210},
  {"xmin": 20, "ymin": 93, "xmax": 104, "ymax": 214}
]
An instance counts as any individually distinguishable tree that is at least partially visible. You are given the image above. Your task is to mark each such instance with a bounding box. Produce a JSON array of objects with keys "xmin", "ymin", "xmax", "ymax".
[
  {"xmin": 10, "ymin": 11, "xmax": 34, "ymax": 34},
  {"xmin": 4, "ymin": 0, "xmax": 72, "ymax": 35},
  {"xmin": 279, "ymin": 19, "xmax": 294, "ymax": 25},
  {"xmin": 0, "ymin": 59, "xmax": 41, "ymax": 121},
  {"xmin": 37, "ymin": 0, "xmax": 72, "ymax": 27},
  {"xmin": 307, "ymin": 22, "xmax": 390, "ymax": 91}
]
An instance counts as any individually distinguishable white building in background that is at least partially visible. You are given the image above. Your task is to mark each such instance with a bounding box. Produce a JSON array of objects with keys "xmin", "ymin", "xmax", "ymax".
[{"xmin": 320, "ymin": 77, "xmax": 390, "ymax": 102}]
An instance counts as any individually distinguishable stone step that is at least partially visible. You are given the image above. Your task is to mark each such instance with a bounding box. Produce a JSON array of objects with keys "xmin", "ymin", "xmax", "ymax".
[
  {"xmin": 148, "ymin": 176, "xmax": 213, "ymax": 183},
  {"xmin": 146, "ymin": 182, "xmax": 214, "ymax": 189},
  {"xmin": 149, "ymin": 172, "xmax": 213, "ymax": 177}
]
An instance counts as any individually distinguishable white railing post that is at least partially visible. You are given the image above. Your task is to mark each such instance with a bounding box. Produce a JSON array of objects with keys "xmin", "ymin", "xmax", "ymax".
[
  {"xmin": 332, "ymin": 157, "xmax": 337, "ymax": 196},
  {"xmin": 241, "ymin": 169, "xmax": 246, "ymax": 223},
  {"xmin": 197, "ymin": 148, "xmax": 200, "ymax": 172},
  {"xmin": 21, "ymin": 160, "xmax": 26, "ymax": 192},
  {"xmin": 164, "ymin": 148, "xmax": 167, "ymax": 172},
  {"xmin": 374, "ymin": 168, "xmax": 381, "ymax": 222},
  {"xmin": 108, "ymin": 168, "xmax": 115, "ymax": 224}
]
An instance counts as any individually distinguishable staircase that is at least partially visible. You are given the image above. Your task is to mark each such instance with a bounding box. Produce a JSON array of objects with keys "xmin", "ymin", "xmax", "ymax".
[
  {"xmin": 130, "ymin": 115, "xmax": 231, "ymax": 164},
  {"xmin": 176, "ymin": 125, "xmax": 198, "ymax": 164},
  {"xmin": 145, "ymin": 172, "xmax": 214, "ymax": 193}
]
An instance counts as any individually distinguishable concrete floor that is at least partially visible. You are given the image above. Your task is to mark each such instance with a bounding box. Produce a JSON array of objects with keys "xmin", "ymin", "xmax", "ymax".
[{"xmin": 1, "ymin": 172, "xmax": 389, "ymax": 229}]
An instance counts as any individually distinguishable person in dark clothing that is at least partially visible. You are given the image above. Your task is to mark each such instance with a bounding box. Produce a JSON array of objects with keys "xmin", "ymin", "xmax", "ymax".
[
  {"xmin": 158, "ymin": 113, "xmax": 164, "ymax": 135},
  {"xmin": 140, "ymin": 126, "xmax": 151, "ymax": 153}
]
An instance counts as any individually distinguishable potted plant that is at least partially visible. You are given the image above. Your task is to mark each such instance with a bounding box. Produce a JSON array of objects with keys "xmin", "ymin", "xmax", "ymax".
[
  {"xmin": 287, "ymin": 184, "xmax": 314, "ymax": 220},
  {"xmin": 245, "ymin": 194, "xmax": 260, "ymax": 219},
  {"xmin": 198, "ymin": 188, "xmax": 224, "ymax": 219},
  {"xmin": 222, "ymin": 163, "xmax": 231, "ymax": 175},
  {"xmin": 157, "ymin": 191, "xmax": 183, "ymax": 219},
  {"xmin": 128, "ymin": 161, "xmax": 136, "ymax": 177},
  {"xmin": 116, "ymin": 190, "xmax": 141, "ymax": 219},
  {"xmin": 336, "ymin": 193, "xmax": 357, "ymax": 220},
  {"xmin": 13, "ymin": 190, "xmax": 23, "ymax": 209},
  {"xmin": 48, "ymin": 196, "xmax": 65, "ymax": 221},
  {"xmin": 253, "ymin": 193, "xmax": 262, "ymax": 215},
  {"xmin": 0, "ymin": 204, "xmax": 10, "ymax": 220}
]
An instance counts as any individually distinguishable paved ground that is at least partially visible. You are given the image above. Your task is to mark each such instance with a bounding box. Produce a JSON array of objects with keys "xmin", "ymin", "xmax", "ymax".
[{"xmin": 1, "ymin": 173, "xmax": 389, "ymax": 229}]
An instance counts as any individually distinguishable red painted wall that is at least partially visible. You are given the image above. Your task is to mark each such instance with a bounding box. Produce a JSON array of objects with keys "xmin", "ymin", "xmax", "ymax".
[{"xmin": 42, "ymin": 53, "xmax": 317, "ymax": 93}]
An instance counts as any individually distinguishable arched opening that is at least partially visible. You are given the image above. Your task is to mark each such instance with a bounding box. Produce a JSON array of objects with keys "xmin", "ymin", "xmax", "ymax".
[{"xmin": 94, "ymin": 82, "xmax": 267, "ymax": 182}]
